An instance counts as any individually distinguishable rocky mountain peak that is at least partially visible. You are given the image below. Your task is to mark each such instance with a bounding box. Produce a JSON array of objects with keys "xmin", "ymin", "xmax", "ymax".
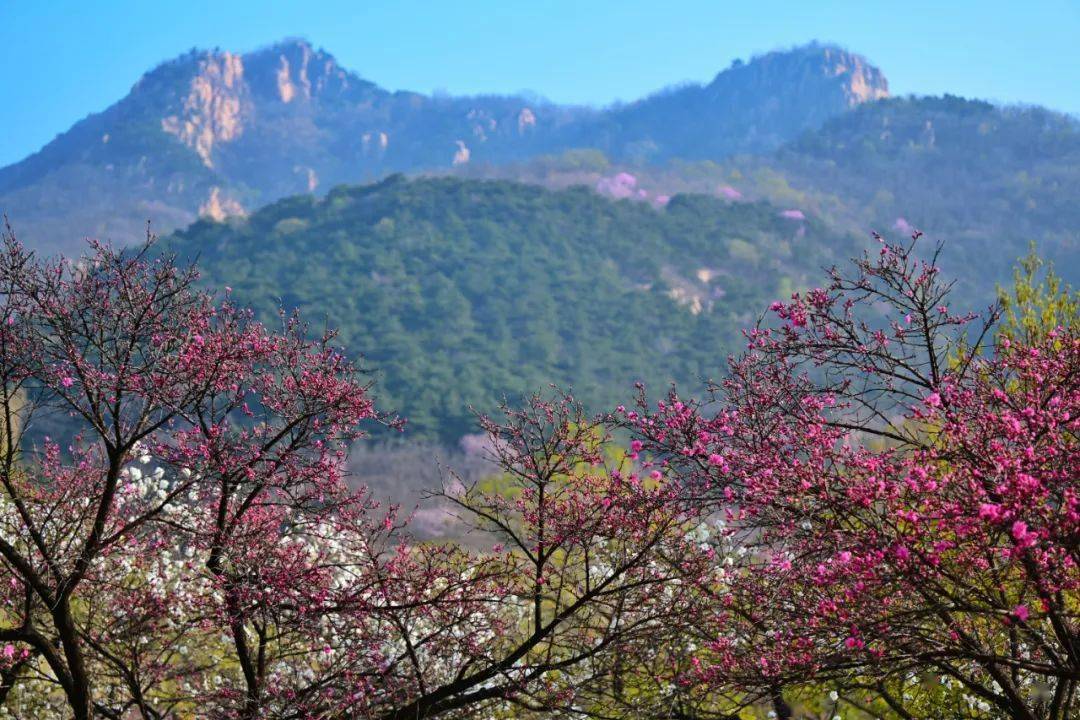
[
  {"xmin": 818, "ymin": 45, "xmax": 890, "ymax": 105},
  {"xmin": 144, "ymin": 39, "xmax": 363, "ymax": 168},
  {"xmin": 242, "ymin": 38, "xmax": 357, "ymax": 103},
  {"xmin": 709, "ymin": 43, "xmax": 888, "ymax": 106},
  {"xmin": 0, "ymin": 39, "xmax": 898, "ymax": 254}
]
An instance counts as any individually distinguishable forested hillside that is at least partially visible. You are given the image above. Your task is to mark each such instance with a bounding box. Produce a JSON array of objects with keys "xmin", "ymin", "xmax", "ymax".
[
  {"xmin": 167, "ymin": 175, "xmax": 858, "ymax": 441},
  {"xmin": 773, "ymin": 95, "xmax": 1080, "ymax": 283}
]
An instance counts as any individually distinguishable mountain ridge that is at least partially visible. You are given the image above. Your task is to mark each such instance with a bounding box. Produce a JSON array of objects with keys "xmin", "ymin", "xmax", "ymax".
[
  {"xmin": 457, "ymin": 93, "xmax": 1080, "ymax": 294},
  {"xmin": 0, "ymin": 38, "xmax": 887, "ymax": 254}
]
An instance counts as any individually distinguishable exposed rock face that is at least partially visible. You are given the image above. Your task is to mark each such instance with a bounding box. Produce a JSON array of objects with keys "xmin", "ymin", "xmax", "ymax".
[
  {"xmin": 0, "ymin": 39, "xmax": 889, "ymax": 254},
  {"xmin": 361, "ymin": 131, "xmax": 389, "ymax": 155},
  {"xmin": 161, "ymin": 52, "xmax": 246, "ymax": 167},
  {"xmin": 825, "ymin": 47, "xmax": 890, "ymax": 106},
  {"xmin": 198, "ymin": 186, "xmax": 245, "ymax": 221},
  {"xmin": 276, "ymin": 56, "xmax": 297, "ymax": 103},
  {"xmin": 452, "ymin": 140, "xmax": 471, "ymax": 166},
  {"xmin": 518, "ymin": 107, "xmax": 536, "ymax": 134}
]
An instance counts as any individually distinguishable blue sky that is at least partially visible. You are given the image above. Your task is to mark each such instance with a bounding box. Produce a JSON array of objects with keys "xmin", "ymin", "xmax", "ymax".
[{"xmin": 2, "ymin": 0, "xmax": 1078, "ymax": 166}]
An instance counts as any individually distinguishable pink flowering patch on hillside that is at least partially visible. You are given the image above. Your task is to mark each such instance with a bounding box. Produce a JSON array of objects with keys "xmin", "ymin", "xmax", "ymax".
[{"xmin": 595, "ymin": 171, "xmax": 638, "ymax": 199}]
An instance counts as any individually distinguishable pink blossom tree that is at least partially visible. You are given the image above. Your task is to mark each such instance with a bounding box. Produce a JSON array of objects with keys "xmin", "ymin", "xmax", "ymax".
[
  {"xmin": 0, "ymin": 228, "xmax": 723, "ymax": 719},
  {"xmin": 0, "ymin": 228, "xmax": 399, "ymax": 718},
  {"xmin": 378, "ymin": 392, "xmax": 720, "ymax": 719},
  {"xmin": 624, "ymin": 235, "xmax": 1080, "ymax": 719}
]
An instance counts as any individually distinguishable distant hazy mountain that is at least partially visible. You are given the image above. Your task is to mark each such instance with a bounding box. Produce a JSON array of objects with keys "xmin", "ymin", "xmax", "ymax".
[
  {"xmin": 561, "ymin": 43, "xmax": 888, "ymax": 163},
  {"xmin": 0, "ymin": 39, "xmax": 888, "ymax": 254}
]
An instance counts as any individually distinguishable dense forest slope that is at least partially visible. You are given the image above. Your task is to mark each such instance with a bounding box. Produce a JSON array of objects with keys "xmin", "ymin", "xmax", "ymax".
[
  {"xmin": 0, "ymin": 40, "xmax": 885, "ymax": 255},
  {"xmin": 166, "ymin": 176, "xmax": 858, "ymax": 441}
]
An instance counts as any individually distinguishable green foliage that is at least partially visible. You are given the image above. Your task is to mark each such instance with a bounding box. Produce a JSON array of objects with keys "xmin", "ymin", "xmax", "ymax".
[
  {"xmin": 167, "ymin": 176, "xmax": 858, "ymax": 442},
  {"xmin": 998, "ymin": 243, "xmax": 1079, "ymax": 343}
]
